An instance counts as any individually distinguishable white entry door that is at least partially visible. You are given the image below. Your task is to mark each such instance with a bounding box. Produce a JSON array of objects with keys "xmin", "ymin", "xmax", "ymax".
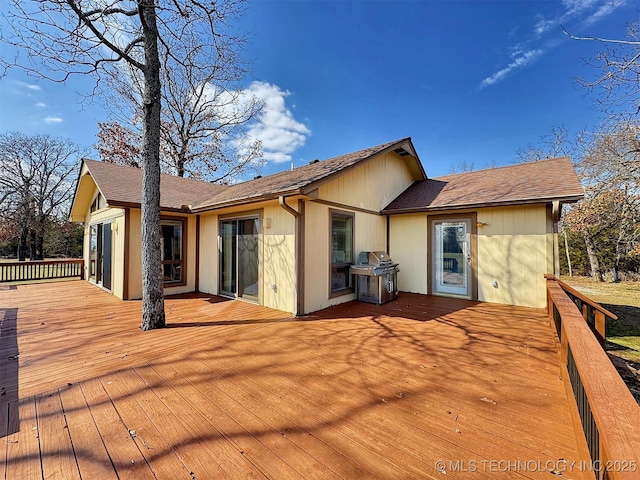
[{"xmin": 432, "ymin": 219, "xmax": 472, "ymax": 298}]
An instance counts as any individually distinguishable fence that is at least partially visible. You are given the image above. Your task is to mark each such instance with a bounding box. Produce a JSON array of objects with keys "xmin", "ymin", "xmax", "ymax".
[{"xmin": 0, "ymin": 259, "xmax": 84, "ymax": 283}]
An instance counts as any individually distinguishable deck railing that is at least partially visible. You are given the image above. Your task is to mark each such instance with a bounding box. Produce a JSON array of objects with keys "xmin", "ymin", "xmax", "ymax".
[
  {"xmin": 545, "ymin": 275, "xmax": 640, "ymax": 480},
  {"xmin": 545, "ymin": 274, "xmax": 618, "ymax": 346},
  {"xmin": 0, "ymin": 259, "xmax": 84, "ymax": 283}
]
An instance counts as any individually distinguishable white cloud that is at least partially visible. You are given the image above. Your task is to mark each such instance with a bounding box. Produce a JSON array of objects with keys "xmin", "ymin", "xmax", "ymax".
[
  {"xmin": 26, "ymin": 84, "xmax": 42, "ymax": 91},
  {"xmin": 480, "ymin": 49, "xmax": 543, "ymax": 88},
  {"xmin": 583, "ymin": 2, "xmax": 619, "ymax": 27},
  {"xmin": 221, "ymin": 81, "xmax": 310, "ymax": 164},
  {"xmin": 35, "ymin": 102, "xmax": 47, "ymax": 108},
  {"xmin": 247, "ymin": 82, "xmax": 310, "ymax": 163},
  {"xmin": 44, "ymin": 116, "xmax": 63, "ymax": 124},
  {"xmin": 481, "ymin": 0, "xmax": 625, "ymax": 88},
  {"xmin": 534, "ymin": 17, "xmax": 555, "ymax": 36}
]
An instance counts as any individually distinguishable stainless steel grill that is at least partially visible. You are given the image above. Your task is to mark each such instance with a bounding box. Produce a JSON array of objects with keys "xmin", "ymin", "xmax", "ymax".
[{"xmin": 350, "ymin": 251, "xmax": 399, "ymax": 304}]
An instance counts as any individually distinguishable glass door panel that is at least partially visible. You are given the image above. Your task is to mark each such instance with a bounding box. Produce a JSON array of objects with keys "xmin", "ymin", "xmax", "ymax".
[
  {"xmin": 220, "ymin": 217, "xmax": 259, "ymax": 301},
  {"xmin": 238, "ymin": 218, "xmax": 259, "ymax": 300},
  {"xmin": 221, "ymin": 220, "xmax": 237, "ymax": 296},
  {"xmin": 433, "ymin": 219, "xmax": 471, "ymax": 297}
]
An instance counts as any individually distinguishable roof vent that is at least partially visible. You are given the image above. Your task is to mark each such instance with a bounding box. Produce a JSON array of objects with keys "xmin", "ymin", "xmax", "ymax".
[
  {"xmin": 309, "ymin": 159, "xmax": 320, "ymax": 164},
  {"xmin": 394, "ymin": 147, "xmax": 410, "ymax": 157}
]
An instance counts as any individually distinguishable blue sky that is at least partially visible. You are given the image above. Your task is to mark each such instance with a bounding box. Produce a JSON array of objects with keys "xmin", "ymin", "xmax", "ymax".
[{"xmin": 0, "ymin": 0, "xmax": 637, "ymax": 178}]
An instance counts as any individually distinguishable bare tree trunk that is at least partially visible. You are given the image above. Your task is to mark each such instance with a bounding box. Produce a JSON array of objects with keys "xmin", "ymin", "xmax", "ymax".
[
  {"xmin": 583, "ymin": 233, "xmax": 603, "ymax": 281},
  {"xmin": 29, "ymin": 229, "xmax": 36, "ymax": 261},
  {"xmin": 140, "ymin": 1, "xmax": 165, "ymax": 331},
  {"xmin": 18, "ymin": 230, "xmax": 27, "ymax": 262},
  {"xmin": 563, "ymin": 229, "xmax": 573, "ymax": 277}
]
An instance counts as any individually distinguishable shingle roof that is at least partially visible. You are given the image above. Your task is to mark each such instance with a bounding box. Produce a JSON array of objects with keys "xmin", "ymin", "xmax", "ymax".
[
  {"xmin": 382, "ymin": 157, "xmax": 584, "ymax": 213},
  {"xmin": 192, "ymin": 138, "xmax": 419, "ymax": 210},
  {"xmin": 83, "ymin": 159, "xmax": 228, "ymax": 211}
]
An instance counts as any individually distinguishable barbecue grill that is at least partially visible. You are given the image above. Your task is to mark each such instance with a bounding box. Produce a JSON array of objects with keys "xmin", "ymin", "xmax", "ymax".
[{"xmin": 350, "ymin": 251, "xmax": 399, "ymax": 304}]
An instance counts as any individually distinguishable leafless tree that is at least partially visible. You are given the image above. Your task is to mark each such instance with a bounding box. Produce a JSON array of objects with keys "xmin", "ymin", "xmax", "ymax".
[
  {"xmin": 564, "ymin": 21, "xmax": 640, "ymax": 119},
  {"xmin": 0, "ymin": 132, "xmax": 82, "ymax": 261},
  {"xmin": 516, "ymin": 125, "xmax": 580, "ymax": 163},
  {"xmin": 1, "ymin": 0, "xmax": 252, "ymax": 330},
  {"xmin": 101, "ymin": 56, "xmax": 264, "ymax": 181},
  {"xmin": 522, "ymin": 122, "xmax": 640, "ymax": 281}
]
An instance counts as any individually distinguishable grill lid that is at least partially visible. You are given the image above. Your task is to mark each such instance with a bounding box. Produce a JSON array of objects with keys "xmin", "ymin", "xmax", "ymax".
[
  {"xmin": 351, "ymin": 251, "xmax": 399, "ymax": 276},
  {"xmin": 357, "ymin": 251, "xmax": 394, "ymax": 267}
]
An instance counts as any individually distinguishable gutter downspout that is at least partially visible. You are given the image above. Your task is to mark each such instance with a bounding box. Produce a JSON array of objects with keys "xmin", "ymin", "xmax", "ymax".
[
  {"xmin": 552, "ymin": 201, "xmax": 561, "ymax": 277},
  {"xmin": 279, "ymin": 196, "xmax": 302, "ymax": 316}
]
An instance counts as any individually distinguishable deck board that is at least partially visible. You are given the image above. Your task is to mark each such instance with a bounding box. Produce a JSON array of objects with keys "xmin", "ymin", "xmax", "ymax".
[
  {"xmin": 58, "ymin": 383, "xmax": 120, "ymax": 480},
  {"xmin": 0, "ymin": 280, "xmax": 592, "ymax": 479}
]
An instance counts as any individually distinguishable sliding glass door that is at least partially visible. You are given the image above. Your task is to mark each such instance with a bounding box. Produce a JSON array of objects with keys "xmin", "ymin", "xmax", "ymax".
[
  {"xmin": 88, "ymin": 222, "xmax": 112, "ymax": 291},
  {"xmin": 220, "ymin": 217, "xmax": 260, "ymax": 301}
]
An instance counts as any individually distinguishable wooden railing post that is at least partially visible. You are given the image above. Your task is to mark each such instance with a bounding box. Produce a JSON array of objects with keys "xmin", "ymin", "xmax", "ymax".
[{"xmin": 594, "ymin": 310, "xmax": 605, "ymax": 347}]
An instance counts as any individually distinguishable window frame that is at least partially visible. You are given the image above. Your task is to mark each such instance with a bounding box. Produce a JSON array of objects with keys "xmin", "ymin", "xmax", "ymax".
[
  {"xmin": 160, "ymin": 216, "xmax": 187, "ymax": 287},
  {"xmin": 90, "ymin": 192, "xmax": 106, "ymax": 213},
  {"xmin": 329, "ymin": 209, "xmax": 355, "ymax": 298}
]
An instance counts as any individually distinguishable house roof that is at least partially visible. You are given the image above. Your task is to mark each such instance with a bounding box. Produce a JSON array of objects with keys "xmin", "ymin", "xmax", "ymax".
[
  {"xmin": 81, "ymin": 159, "xmax": 228, "ymax": 211},
  {"xmin": 382, "ymin": 156, "xmax": 584, "ymax": 214},
  {"xmin": 192, "ymin": 137, "xmax": 424, "ymax": 211}
]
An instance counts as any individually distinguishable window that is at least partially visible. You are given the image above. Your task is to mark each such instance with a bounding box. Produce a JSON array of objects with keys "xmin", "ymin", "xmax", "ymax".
[
  {"xmin": 161, "ymin": 218, "xmax": 185, "ymax": 285},
  {"xmin": 330, "ymin": 210, "xmax": 354, "ymax": 295},
  {"xmin": 90, "ymin": 193, "xmax": 106, "ymax": 213}
]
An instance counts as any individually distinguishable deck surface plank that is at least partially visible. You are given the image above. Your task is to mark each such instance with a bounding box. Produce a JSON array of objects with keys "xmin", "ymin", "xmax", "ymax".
[
  {"xmin": 0, "ymin": 280, "xmax": 592, "ymax": 480},
  {"xmin": 58, "ymin": 383, "xmax": 120, "ymax": 480},
  {"xmin": 95, "ymin": 374, "xmax": 191, "ymax": 480},
  {"xmin": 4, "ymin": 397, "xmax": 40, "ymax": 480},
  {"xmin": 36, "ymin": 391, "xmax": 81, "ymax": 480},
  {"xmin": 79, "ymin": 377, "xmax": 156, "ymax": 480}
]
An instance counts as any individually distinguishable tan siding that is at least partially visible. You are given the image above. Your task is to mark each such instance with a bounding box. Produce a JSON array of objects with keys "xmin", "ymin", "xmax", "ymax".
[
  {"xmin": 198, "ymin": 202, "xmax": 297, "ymax": 314},
  {"xmin": 354, "ymin": 213, "xmax": 386, "ymax": 255},
  {"xmin": 476, "ymin": 205, "xmax": 549, "ymax": 307},
  {"xmin": 316, "ymin": 152, "xmax": 415, "ymax": 211},
  {"xmin": 83, "ymin": 202, "xmax": 125, "ymax": 298},
  {"xmin": 198, "ymin": 212, "xmax": 218, "ymax": 296},
  {"xmin": 125, "ymin": 211, "xmax": 196, "ymax": 299},
  {"xmin": 111, "ymin": 215, "xmax": 125, "ymax": 299},
  {"xmin": 303, "ymin": 202, "xmax": 330, "ymax": 313},
  {"xmin": 303, "ymin": 201, "xmax": 387, "ymax": 314},
  {"xmin": 127, "ymin": 209, "xmax": 142, "ymax": 299},
  {"xmin": 262, "ymin": 203, "xmax": 296, "ymax": 313},
  {"xmin": 70, "ymin": 165, "xmax": 99, "ymax": 222},
  {"xmin": 388, "ymin": 214, "xmax": 428, "ymax": 294},
  {"xmin": 389, "ymin": 206, "xmax": 551, "ymax": 308}
]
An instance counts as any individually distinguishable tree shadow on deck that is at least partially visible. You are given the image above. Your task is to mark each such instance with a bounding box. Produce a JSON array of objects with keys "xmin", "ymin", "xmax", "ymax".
[
  {"xmin": 2, "ymin": 283, "xmax": 580, "ymax": 477},
  {"xmin": 0, "ymin": 307, "xmax": 19, "ymax": 438}
]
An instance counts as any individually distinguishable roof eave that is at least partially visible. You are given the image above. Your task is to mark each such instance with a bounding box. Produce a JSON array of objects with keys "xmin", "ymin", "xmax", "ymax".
[
  {"xmin": 191, "ymin": 188, "xmax": 304, "ymax": 213},
  {"xmin": 382, "ymin": 194, "xmax": 585, "ymax": 215}
]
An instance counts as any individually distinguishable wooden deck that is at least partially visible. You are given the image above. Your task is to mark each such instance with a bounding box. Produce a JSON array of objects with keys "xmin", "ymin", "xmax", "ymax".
[{"xmin": 1, "ymin": 281, "xmax": 591, "ymax": 479}]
